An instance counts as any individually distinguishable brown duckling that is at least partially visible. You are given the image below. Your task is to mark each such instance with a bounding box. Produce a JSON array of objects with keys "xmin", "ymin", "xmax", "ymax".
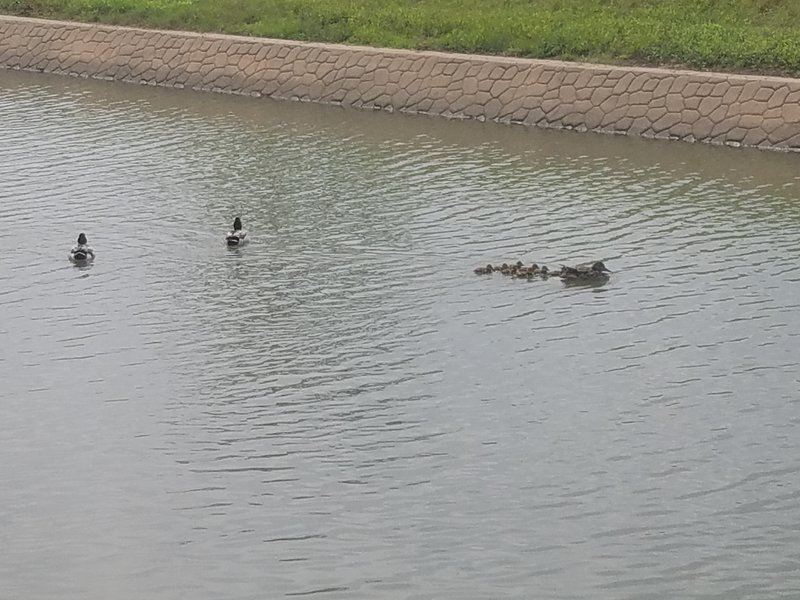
[{"xmin": 474, "ymin": 264, "xmax": 494, "ymax": 275}]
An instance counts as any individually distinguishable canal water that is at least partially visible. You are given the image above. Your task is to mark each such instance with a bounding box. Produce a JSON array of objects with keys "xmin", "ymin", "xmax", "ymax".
[{"xmin": 2, "ymin": 69, "xmax": 800, "ymax": 599}]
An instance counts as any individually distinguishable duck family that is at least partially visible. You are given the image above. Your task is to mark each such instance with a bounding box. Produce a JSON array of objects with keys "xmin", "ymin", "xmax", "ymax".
[
  {"xmin": 475, "ymin": 259, "xmax": 613, "ymax": 284},
  {"xmin": 68, "ymin": 219, "xmax": 612, "ymax": 287},
  {"xmin": 69, "ymin": 217, "xmax": 250, "ymax": 264},
  {"xmin": 474, "ymin": 261, "xmax": 552, "ymax": 279}
]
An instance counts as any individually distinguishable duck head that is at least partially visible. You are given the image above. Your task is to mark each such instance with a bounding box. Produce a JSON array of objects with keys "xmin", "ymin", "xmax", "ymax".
[
  {"xmin": 592, "ymin": 261, "xmax": 612, "ymax": 273},
  {"xmin": 77, "ymin": 233, "xmax": 87, "ymax": 245},
  {"xmin": 233, "ymin": 217, "xmax": 242, "ymax": 231}
]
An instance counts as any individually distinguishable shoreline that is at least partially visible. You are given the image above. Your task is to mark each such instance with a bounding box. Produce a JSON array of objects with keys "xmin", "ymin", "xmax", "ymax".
[{"xmin": 2, "ymin": 15, "xmax": 799, "ymax": 152}]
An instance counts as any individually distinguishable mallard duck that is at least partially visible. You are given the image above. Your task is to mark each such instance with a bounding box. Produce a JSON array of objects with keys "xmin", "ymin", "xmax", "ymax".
[
  {"xmin": 69, "ymin": 233, "xmax": 95, "ymax": 262},
  {"xmin": 559, "ymin": 261, "xmax": 612, "ymax": 283},
  {"xmin": 225, "ymin": 217, "xmax": 248, "ymax": 246},
  {"xmin": 474, "ymin": 264, "xmax": 494, "ymax": 275}
]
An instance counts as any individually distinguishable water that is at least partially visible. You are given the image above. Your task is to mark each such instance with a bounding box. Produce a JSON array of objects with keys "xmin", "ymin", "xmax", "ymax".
[{"xmin": 2, "ymin": 68, "xmax": 800, "ymax": 600}]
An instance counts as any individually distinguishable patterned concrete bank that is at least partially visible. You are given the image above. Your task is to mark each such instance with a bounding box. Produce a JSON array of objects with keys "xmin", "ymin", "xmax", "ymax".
[{"xmin": 2, "ymin": 15, "xmax": 800, "ymax": 151}]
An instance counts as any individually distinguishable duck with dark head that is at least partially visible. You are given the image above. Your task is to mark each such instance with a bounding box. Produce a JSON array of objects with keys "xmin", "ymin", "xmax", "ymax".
[
  {"xmin": 69, "ymin": 232, "xmax": 95, "ymax": 263},
  {"xmin": 226, "ymin": 217, "xmax": 249, "ymax": 246},
  {"xmin": 559, "ymin": 261, "xmax": 612, "ymax": 284}
]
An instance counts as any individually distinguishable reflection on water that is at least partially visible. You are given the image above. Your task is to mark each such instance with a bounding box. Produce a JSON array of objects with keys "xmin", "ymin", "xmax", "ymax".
[{"xmin": 1, "ymin": 69, "xmax": 800, "ymax": 600}]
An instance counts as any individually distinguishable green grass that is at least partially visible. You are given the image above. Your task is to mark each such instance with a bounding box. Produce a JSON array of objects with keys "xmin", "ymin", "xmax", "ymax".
[{"xmin": 3, "ymin": 0, "xmax": 800, "ymax": 76}]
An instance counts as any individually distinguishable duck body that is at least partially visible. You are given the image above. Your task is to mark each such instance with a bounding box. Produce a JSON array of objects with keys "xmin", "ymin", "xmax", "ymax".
[
  {"xmin": 559, "ymin": 261, "xmax": 611, "ymax": 283},
  {"xmin": 225, "ymin": 217, "xmax": 249, "ymax": 246},
  {"xmin": 226, "ymin": 230, "xmax": 248, "ymax": 246},
  {"xmin": 69, "ymin": 233, "xmax": 94, "ymax": 263}
]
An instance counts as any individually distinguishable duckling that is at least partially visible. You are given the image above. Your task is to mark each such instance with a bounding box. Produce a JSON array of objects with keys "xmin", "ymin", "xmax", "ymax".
[
  {"xmin": 474, "ymin": 264, "xmax": 494, "ymax": 275},
  {"xmin": 539, "ymin": 265, "xmax": 550, "ymax": 277},
  {"xmin": 69, "ymin": 232, "xmax": 95, "ymax": 263},
  {"xmin": 225, "ymin": 217, "xmax": 249, "ymax": 246},
  {"xmin": 559, "ymin": 261, "xmax": 612, "ymax": 283}
]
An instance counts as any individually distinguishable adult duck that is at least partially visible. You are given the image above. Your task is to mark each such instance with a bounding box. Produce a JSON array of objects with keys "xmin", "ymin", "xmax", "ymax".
[
  {"xmin": 69, "ymin": 233, "xmax": 95, "ymax": 263},
  {"xmin": 225, "ymin": 217, "xmax": 249, "ymax": 246},
  {"xmin": 559, "ymin": 261, "xmax": 612, "ymax": 283}
]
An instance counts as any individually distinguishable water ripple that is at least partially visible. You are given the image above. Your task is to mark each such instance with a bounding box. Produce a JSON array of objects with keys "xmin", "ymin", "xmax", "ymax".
[{"xmin": 2, "ymin": 69, "xmax": 800, "ymax": 600}]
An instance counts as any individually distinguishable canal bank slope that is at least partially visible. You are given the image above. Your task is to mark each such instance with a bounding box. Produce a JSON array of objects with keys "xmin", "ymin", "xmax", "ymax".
[{"xmin": 2, "ymin": 15, "xmax": 799, "ymax": 152}]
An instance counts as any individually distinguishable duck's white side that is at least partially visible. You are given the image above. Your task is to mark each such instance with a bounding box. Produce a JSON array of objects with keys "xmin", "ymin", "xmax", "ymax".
[
  {"xmin": 69, "ymin": 233, "xmax": 95, "ymax": 262},
  {"xmin": 226, "ymin": 229, "xmax": 249, "ymax": 246},
  {"xmin": 225, "ymin": 217, "xmax": 249, "ymax": 246},
  {"xmin": 69, "ymin": 244, "xmax": 95, "ymax": 262}
]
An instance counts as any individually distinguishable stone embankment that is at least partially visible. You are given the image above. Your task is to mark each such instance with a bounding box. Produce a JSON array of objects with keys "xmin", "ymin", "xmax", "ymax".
[{"xmin": 2, "ymin": 15, "xmax": 799, "ymax": 151}]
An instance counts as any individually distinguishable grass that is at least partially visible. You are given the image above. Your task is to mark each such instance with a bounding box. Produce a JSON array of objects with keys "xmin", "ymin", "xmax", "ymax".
[{"xmin": 2, "ymin": 0, "xmax": 800, "ymax": 76}]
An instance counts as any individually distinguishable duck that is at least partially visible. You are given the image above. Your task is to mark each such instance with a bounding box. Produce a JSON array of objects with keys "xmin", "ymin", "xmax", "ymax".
[
  {"xmin": 496, "ymin": 262, "xmax": 511, "ymax": 275},
  {"xmin": 69, "ymin": 233, "xmax": 95, "ymax": 263},
  {"xmin": 559, "ymin": 261, "xmax": 612, "ymax": 283},
  {"xmin": 514, "ymin": 263, "xmax": 538, "ymax": 278},
  {"xmin": 225, "ymin": 217, "xmax": 248, "ymax": 246},
  {"xmin": 474, "ymin": 264, "xmax": 494, "ymax": 275}
]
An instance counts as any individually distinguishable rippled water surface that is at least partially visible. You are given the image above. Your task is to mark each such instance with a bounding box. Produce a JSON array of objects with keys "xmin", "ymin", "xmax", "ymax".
[{"xmin": 2, "ymin": 69, "xmax": 800, "ymax": 600}]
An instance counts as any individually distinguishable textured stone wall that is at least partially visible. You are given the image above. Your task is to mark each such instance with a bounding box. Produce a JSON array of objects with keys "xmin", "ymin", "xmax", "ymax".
[{"xmin": 2, "ymin": 15, "xmax": 800, "ymax": 151}]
